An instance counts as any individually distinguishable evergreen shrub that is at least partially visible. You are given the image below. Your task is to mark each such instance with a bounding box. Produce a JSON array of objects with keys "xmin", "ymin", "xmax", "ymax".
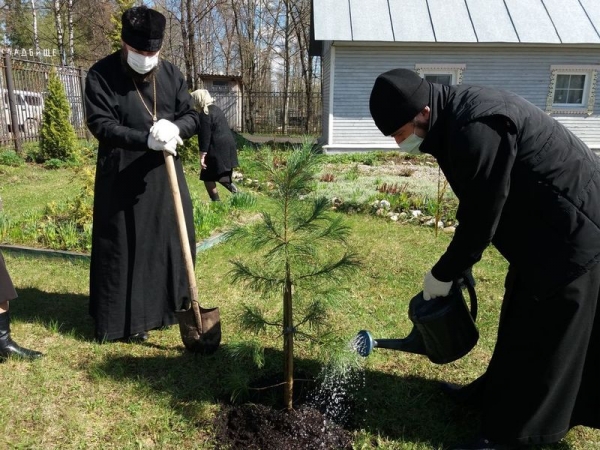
[{"xmin": 39, "ymin": 69, "xmax": 78, "ymax": 162}]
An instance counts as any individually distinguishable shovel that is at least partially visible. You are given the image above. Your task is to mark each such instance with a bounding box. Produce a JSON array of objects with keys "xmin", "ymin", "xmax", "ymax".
[{"xmin": 163, "ymin": 151, "xmax": 221, "ymax": 354}]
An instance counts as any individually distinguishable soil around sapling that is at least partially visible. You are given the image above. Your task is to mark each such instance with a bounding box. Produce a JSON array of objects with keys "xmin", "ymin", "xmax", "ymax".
[
  {"xmin": 213, "ymin": 403, "xmax": 353, "ymax": 450},
  {"xmin": 212, "ymin": 372, "xmax": 355, "ymax": 449}
]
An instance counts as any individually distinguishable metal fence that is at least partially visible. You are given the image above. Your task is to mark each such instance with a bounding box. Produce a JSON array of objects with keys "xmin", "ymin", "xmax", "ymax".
[
  {"xmin": 0, "ymin": 53, "xmax": 322, "ymax": 152},
  {"xmin": 0, "ymin": 54, "xmax": 89, "ymax": 151},
  {"xmin": 244, "ymin": 91, "xmax": 321, "ymax": 135},
  {"xmin": 207, "ymin": 90, "xmax": 322, "ymax": 135}
]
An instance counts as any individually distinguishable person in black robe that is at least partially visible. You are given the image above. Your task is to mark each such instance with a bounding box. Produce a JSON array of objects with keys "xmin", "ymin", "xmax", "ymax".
[
  {"xmin": 84, "ymin": 6, "xmax": 198, "ymax": 343},
  {"xmin": 190, "ymin": 89, "xmax": 239, "ymax": 202},
  {"xmin": 0, "ymin": 250, "xmax": 43, "ymax": 360},
  {"xmin": 369, "ymin": 69, "xmax": 600, "ymax": 449}
]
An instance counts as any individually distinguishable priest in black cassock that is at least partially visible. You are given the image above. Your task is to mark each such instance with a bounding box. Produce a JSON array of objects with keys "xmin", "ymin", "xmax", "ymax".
[
  {"xmin": 370, "ymin": 69, "xmax": 600, "ymax": 449},
  {"xmin": 84, "ymin": 6, "xmax": 198, "ymax": 343}
]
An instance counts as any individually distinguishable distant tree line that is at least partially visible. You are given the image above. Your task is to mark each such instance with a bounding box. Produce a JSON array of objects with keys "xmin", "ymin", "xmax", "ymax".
[{"xmin": 1, "ymin": 0, "xmax": 320, "ymax": 133}]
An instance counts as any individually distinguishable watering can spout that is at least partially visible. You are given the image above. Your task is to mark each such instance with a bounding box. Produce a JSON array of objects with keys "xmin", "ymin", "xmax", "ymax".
[{"xmin": 355, "ymin": 328, "xmax": 426, "ymax": 357}]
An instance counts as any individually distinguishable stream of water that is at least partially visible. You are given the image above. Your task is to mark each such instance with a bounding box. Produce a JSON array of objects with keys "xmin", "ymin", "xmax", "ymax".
[{"xmin": 305, "ymin": 337, "xmax": 368, "ymax": 427}]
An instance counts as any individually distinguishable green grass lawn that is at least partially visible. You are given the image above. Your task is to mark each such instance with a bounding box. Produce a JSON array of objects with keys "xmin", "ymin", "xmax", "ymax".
[
  {"xmin": 0, "ymin": 160, "xmax": 226, "ymax": 220},
  {"xmin": 0, "ymin": 164, "xmax": 82, "ymax": 217},
  {"xmin": 1, "ymin": 151, "xmax": 599, "ymax": 449},
  {"xmin": 2, "ymin": 215, "xmax": 599, "ymax": 449}
]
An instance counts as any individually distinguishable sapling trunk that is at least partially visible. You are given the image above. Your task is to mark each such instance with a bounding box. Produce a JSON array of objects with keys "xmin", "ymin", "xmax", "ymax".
[{"xmin": 283, "ymin": 265, "xmax": 294, "ymax": 410}]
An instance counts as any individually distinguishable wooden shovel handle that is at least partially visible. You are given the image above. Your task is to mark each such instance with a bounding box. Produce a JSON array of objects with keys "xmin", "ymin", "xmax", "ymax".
[{"xmin": 163, "ymin": 151, "xmax": 203, "ymax": 332}]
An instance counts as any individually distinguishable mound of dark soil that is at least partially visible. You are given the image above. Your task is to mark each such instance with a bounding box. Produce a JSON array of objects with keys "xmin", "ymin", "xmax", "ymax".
[{"xmin": 213, "ymin": 403, "xmax": 353, "ymax": 450}]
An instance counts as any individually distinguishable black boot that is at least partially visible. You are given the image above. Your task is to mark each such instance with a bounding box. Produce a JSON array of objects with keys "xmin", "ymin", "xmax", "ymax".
[
  {"xmin": 221, "ymin": 182, "xmax": 238, "ymax": 194},
  {"xmin": 0, "ymin": 311, "xmax": 43, "ymax": 361},
  {"xmin": 209, "ymin": 191, "xmax": 221, "ymax": 202}
]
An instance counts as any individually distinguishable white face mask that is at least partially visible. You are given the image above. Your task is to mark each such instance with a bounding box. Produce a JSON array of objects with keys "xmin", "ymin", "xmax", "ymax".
[
  {"xmin": 398, "ymin": 131, "xmax": 424, "ymax": 155},
  {"xmin": 127, "ymin": 51, "xmax": 159, "ymax": 74}
]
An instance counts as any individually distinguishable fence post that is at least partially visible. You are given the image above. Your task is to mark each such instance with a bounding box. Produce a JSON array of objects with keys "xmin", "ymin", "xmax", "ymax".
[
  {"xmin": 3, "ymin": 53, "xmax": 22, "ymax": 154},
  {"xmin": 78, "ymin": 67, "xmax": 92, "ymax": 140}
]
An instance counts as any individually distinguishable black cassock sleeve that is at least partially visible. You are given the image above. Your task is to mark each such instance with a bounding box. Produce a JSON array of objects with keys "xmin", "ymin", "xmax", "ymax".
[
  {"xmin": 84, "ymin": 69, "xmax": 149, "ymax": 151},
  {"xmin": 197, "ymin": 112, "xmax": 212, "ymax": 155}
]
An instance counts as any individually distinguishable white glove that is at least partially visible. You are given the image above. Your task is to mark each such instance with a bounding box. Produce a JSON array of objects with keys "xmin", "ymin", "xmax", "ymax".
[
  {"xmin": 150, "ymin": 119, "xmax": 180, "ymax": 143},
  {"xmin": 423, "ymin": 270, "xmax": 453, "ymax": 301},
  {"xmin": 163, "ymin": 136, "xmax": 183, "ymax": 156},
  {"xmin": 147, "ymin": 134, "xmax": 183, "ymax": 156}
]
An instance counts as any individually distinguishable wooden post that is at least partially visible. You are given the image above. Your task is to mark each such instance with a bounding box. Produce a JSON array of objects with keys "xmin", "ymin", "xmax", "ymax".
[{"xmin": 3, "ymin": 53, "xmax": 21, "ymax": 154}]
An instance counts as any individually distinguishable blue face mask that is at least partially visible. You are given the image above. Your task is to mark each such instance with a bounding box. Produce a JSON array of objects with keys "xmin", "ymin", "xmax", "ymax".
[{"xmin": 397, "ymin": 125, "xmax": 424, "ymax": 155}]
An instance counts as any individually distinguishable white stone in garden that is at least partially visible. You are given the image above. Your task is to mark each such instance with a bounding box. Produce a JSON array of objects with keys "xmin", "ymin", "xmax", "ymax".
[
  {"xmin": 390, "ymin": 214, "xmax": 399, "ymax": 221},
  {"xmin": 411, "ymin": 210, "xmax": 422, "ymax": 218},
  {"xmin": 424, "ymin": 219, "xmax": 444, "ymax": 228},
  {"xmin": 379, "ymin": 200, "xmax": 391, "ymax": 209}
]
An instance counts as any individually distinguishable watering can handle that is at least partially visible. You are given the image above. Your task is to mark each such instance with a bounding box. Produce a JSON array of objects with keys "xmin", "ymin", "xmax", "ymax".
[{"xmin": 458, "ymin": 271, "xmax": 478, "ymax": 322}]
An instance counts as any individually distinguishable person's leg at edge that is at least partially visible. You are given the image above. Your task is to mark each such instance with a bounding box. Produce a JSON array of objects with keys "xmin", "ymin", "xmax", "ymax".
[
  {"xmin": 204, "ymin": 181, "xmax": 220, "ymax": 201},
  {"xmin": 0, "ymin": 301, "xmax": 43, "ymax": 360}
]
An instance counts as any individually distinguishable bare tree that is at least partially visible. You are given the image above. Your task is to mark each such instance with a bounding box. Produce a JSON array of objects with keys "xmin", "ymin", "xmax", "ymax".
[
  {"xmin": 67, "ymin": 0, "xmax": 73, "ymax": 64},
  {"xmin": 209, "ymin": 5, "xmax": 235, "ymax": 74},
  {"xmin": 197, "ymin": 1, "xmax": 238, "ymax": 75},
  {"xmin": 31, "ymin": 0, "xmax": 41, "ymax": 58},
  {"xmin": 290, "ymin": 0, "xmax": 318, "ymax": 133},
  {"xmin": 162, "ymin": 0, "xmax": 224, "ymax": 90},
  {"xmin": 52, "ymin": 0, "xmax": 66, "ymax": 64},
  {"xmin": 154, "ymin": 0, "xmax": 185, "ymax": 69},
  {"xmin": 230, "ymin": 0, "xmax": 280, "ymax": 133},
  {"xmin": 281, "ymin": 0, "xmax": 291, "ymax": 133}
]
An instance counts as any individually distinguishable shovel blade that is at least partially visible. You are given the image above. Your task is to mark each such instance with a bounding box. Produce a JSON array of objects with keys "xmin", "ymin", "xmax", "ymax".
[{"xmin": 175, "ymin": 306, "xmax": 221, "ymax": 354}]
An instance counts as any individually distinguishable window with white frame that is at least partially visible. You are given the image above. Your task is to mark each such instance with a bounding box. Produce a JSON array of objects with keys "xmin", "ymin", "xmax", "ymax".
[
  {"xmin": 546, "ymin": 65, "xmax": 599, "ymax": 115},
  {"xmin": 415, "ymin": 64, "xmax": 466, "ymax": 85}
]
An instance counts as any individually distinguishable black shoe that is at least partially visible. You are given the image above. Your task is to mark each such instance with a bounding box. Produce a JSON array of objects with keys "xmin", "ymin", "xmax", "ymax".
[
  {"xmin": 229, "ymin": 182, "xmax": 238, "ymax": 194},
  {"xmin": 123, "ymin": 331, "xmax": 149, "ymax": 343},
  {"xmin": 0, "ymin": 336, "xmax": 43, "ymax": 361},
  {"xmin": 448, "ymin": 437, "xmax": 519, "ymax": 450},
  {"xmin": 0, "ymin": 311, "xmax": 43, "ymax": 360}
]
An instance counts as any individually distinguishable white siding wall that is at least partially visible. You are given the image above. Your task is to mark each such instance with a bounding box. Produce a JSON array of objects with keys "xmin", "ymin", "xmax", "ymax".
[{"xmin": 325, "ymin": 44, "xmax": 600, "ymax": 152}]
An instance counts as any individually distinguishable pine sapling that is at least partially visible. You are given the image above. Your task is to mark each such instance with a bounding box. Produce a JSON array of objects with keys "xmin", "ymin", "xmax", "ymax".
[{"xmin": 226, "ymin": 142, "xmax": 360, "ymax": 410}]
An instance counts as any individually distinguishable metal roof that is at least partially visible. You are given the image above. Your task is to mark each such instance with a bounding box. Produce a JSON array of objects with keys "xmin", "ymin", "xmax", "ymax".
[{"xmin": 312, "ymin": 0, "xmax": 600, "ymax": 44}]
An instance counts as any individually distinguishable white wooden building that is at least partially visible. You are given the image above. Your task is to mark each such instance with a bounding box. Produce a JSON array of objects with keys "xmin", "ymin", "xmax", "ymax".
[{"xmin": 310, "ymin": 0, "xmax": 600, "ymax": 153}]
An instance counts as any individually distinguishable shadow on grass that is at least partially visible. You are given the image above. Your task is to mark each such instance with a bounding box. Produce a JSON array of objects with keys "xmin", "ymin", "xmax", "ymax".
[
  {"xmin": 7, "ymin": 289, "xmax": 576, "ymax": 449},
  {"xmin": 87, "ymin": 345, "xmax": 568, "ymax": 449},
  {"xmin": 9, "ymin": 287, "xmax": 95, "ymax": 341},
  {"xmin": 354, "ymin": 369, "xmax": 572, "ymax": 449},
  {"xmin": 355, "ymin": 371, "xmax": 477, "ymax": 448}
]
